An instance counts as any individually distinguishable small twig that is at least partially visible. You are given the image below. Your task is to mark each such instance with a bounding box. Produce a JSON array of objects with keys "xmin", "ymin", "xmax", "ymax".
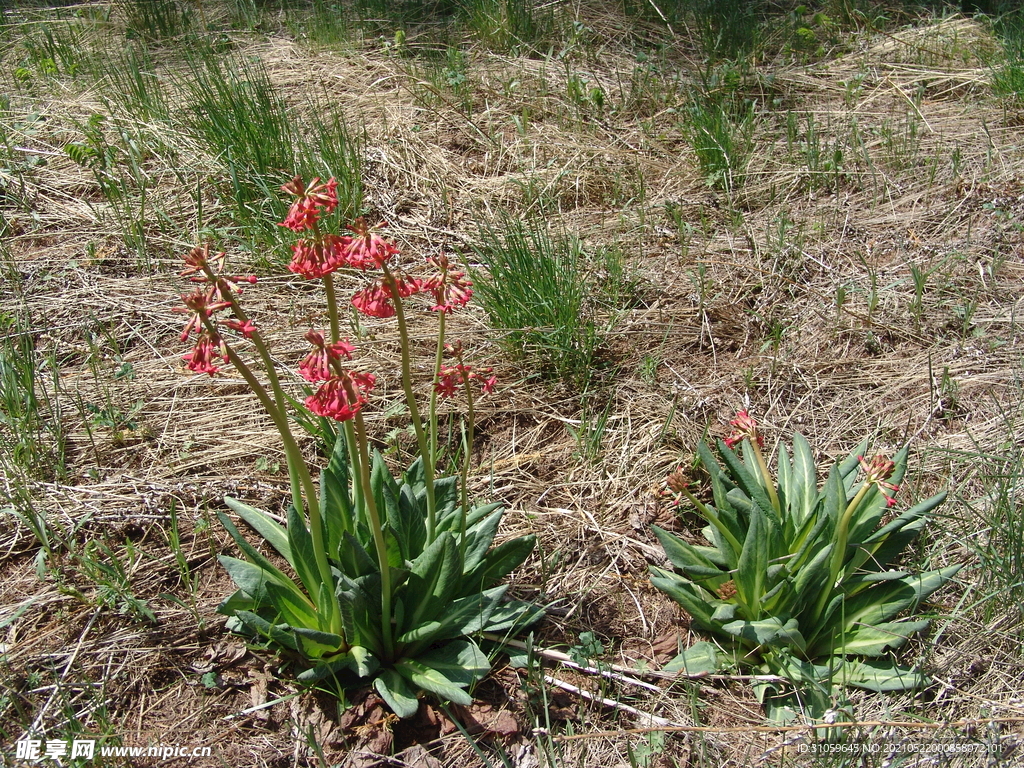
[
  {"xmin": 483, "ymin": 634, "xmax": 786, "ymax": 685},
  {"xmin": 542, "ymin": 675, "xmax": 686, "ymax": 729}
]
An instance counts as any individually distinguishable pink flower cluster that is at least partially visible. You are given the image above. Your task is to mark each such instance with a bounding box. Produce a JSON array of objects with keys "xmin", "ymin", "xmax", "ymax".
[
  {"xmin": 724, "ymin": 409, "xmax": 764, "ymax": 450},
  {"xmin": 858, "ymin": 454, "xmax": 900, "ymax": 508},
  {"xmin": 435, "ymin": 364, "xmax": 496, "ymax": 398},
  {"xmin": 305, "ymin": 370, "xmax": 376, "ymax": 422},
  {"xmin": 174, "ymin": 245, "xmax": 257, "ymax": 376}
]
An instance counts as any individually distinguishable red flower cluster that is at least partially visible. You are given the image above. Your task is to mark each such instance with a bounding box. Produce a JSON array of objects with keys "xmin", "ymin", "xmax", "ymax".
[
  {"xmin": 182, "ymin": 331, "xmax": 228, "ymax": 376},
  {"xmin": 435, "ymin": 364, "xmax": 496, "ymax": 398},
  {"xmin": 305, "ymin": 371, "xmax": 376, "ymax": 422},
  {"xmin": 858, "ymin": 454, "xmax": 900, "ymax": 508},
  {"xmin": 279, "ymin": 176, "xmax": 338, "ymax": 232},
  {"xmin": 422, "ymin": 254, "xmax": 473, "ymax": 313},
  {"xmin": 345, "ymin": 217, "xmax": 400, "ymax": 270},
  {"xmin": 724, "ymin": 410, "xmax": 764, "ymax": 449},
  {"xmin": 174, "ymin": 246, "xmax": 259, "ymax": 377},
  {"xmin": 287, "ymin": 235, "xmax": 353, "ymax": 280},
  {"xmin": 351, "ymin": 275, "xmax": 422, "ymax": 319},
  {"xmin": 298, "ymin": 330, "xmax": 356, "ymax": 383}
]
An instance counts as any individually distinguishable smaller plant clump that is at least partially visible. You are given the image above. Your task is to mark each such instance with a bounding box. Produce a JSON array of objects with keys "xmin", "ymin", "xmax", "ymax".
[
  {"xmin": 652, "ymin": 411, "xmax": 960, "ymax": 722},
  {"xmin": 171, "ymin": 177, "xmax": 539, "ymax": 716}
]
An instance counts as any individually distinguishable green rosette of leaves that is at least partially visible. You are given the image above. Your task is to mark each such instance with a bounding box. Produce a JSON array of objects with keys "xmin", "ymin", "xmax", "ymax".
[
  {"xmin": 216, "ymin": 445, "xmax": 540, "ymax": 717},
  {"xmin": 651, "ymin": 411, "xmax": 960, "ymax": 722}
]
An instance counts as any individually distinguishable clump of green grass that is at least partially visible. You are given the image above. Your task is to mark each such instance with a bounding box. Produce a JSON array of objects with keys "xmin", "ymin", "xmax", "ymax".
[
  {"xmin": 992, "ymin": 10, "xmax": 1024, "ymax": 100},
  {"xmin": 683, "ymin": 91, "xmax": 756, "ymax": 192},
  {"xmin": 469, "ymin": 218, "xmax": 607, "ymax": 388},
  {"xmin": 460, "ymin": 0, "xmax": 557, "ymax": 54},
  {"xmin": 116, "ymin": 0, "xmax": 194, "ymax": 41},
  {"xmin": 954, "ymin": 417, "xmax": 1024, "ymax": 635},
  {"xmin": 177, "ymin": 50, "xmax": 363, "ymax": 248}
]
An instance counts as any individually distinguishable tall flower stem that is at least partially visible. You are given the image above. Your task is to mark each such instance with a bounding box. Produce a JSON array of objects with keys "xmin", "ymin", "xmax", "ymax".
[
  {"xmin": 428, "ymin": 311, "xmax": 447, "ymax": 462},
  {"xmin": 748, "ymin": 441, "xmax": 782, "ymax": 516},
  {"xmin": 323, "ymin": 273, "xmax": 342, "ymax": 344},
  {"xmin": 382, "ymin": 264, "xmax": 437, "ymax": 541},
  {"xmin": 347, "ymin": 400, "xmax": 394, "ymax": 661},
  {"xmin": 812, "ymin": 481, "xmax": 871, "ymax": 624},
  {"xmin": 458, "ymin": 364, "xmax": 476, "ymax": 562},
  {"xmin": 215, "ymin": 336, "xmax": 341, "ymax": 635},
  {"xmin": 678, "ymin": 484, "xmax": 744, "ymax": 557}
]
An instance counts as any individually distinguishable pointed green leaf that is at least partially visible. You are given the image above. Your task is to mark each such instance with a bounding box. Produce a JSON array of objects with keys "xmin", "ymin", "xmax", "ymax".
[
  {"xmin": 375, "ymin": 668, "xmax": 420, "ymax": 718},
  {"xmin": 836, "ymin": 658, "xmax": 928, "ymax": 692},
  {"xmin": 216, "ymin": 511, "xmax": 293, "ymax": 583},
  {"xmin": 395, "ymin": 639, "xmax": 489, "ymax": 706},
  {"xmin": 287, "ymin": 503, "xmax": 325, "ymax": 609},
  {"xmin": 663, "ymin": 641, "xmax": 720, "ymax": 675},
  {"xmin": 462, "ymin": 534, "xmax": 535, "ymax": 594},
  {"xmin": 813, "ymin": 619, "xmax": 931, "ymax": 658},
  {"xmin": 462, "ymin": 508, "xmax": 503, "ymax": 572},
  {"xmin": 734, "ymin": 501, "xmax": 766, "ymax": 616},
  {"xmin": 224, "ymin": 497, "xmax": 291, "ymax": 562},
  {"xmin": 716, "ymin": 439, "xmax": 778, "ymax": 525},
  {"xmin": 721, "ymin": 617, "xmax": 806, "ymax": 653},
  {"xmin": 405, "ymin": 531, "xmax": 460, "ymax": 631},
  {"xmin": 650, "ymin": 567, "xmax": 717, "ymax": 630},
  {"xmin": 838, "ymin": 565, "xmax": 961, "ymax": 630},
  {"xmin": 789, "ymin": 433, "xmax": 818, "ymax": 526}
]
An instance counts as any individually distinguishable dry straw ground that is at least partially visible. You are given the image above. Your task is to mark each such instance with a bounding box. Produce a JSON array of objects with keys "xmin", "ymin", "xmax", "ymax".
[{"xmin": 2, "ymin": 2, "xmax": 1024, "ymax": 766}]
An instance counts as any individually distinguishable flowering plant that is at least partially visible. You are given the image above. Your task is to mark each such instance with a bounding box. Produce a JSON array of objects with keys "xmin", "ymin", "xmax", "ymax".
[
  {"xmin": 174, "ymin": 177, "xmax": 539, "ymax": 716},
  {"xmin": 652, "ymin": 411, "xmax": 960, "ymax": 721}
]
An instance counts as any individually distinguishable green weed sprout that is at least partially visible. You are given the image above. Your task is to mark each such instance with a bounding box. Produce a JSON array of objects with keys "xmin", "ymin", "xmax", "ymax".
[
  {"xmin": 172, "ymin": 177, "xmax": 539, "ymax": 717},
  {"xmin": 651, "ymin": 411, "xmax": 960, "ymax": 722}
]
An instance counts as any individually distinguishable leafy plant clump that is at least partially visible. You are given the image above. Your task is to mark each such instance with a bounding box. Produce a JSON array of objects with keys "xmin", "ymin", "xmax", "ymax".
[
  {"xmin": 171, "ymin": 179, "xmax": 540, "ymax": 716},
  {"xmin": 652, "ymin": 411, "xmax": 960, "ymax": 722}
]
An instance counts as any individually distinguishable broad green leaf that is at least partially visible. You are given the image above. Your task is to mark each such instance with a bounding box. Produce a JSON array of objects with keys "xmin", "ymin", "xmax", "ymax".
[
  {"xmin": 263, "ymin": 580, "xmax": 320, "ymax": 630},
  {"xmin": 836, "ymin": 658, "xmax": 927, "ymax": 692},
  {"xmin": 295, "ymin": 649, "xmax": 377, "ymax": 684},
  {"xmin": 711, "ymin": 602, "xmax": 737, "ymax": 622},
  {"xmin": 396, "ymin": 639, "xmax": 490, "ymax": 705},
  {"xmin": 735, "ymin": 501, "xmax": 767, "ymax": 616},
  {"xmin": 838, "ymin": 565, "xmax": 961, "ymax": 630},
  {"xmin": 482, "ymin": 598, "xmax": 546, "ymax": 634},
  {"xmin": 375, "ymin": 668, "xmax": 420, "ymax": 718},
  {"xmin": 234, "ymin": 611, "xmax": 298, "ymax": 651},
  {"xmin": 721, "ymin": 617, "xmax": 806, "ymax": 653},
  {"xmin": 320, "ymin": 463, "xmax": 353, "ymax": 557},
  {"xmin": 224, "ymin": 497, "xmax": 291, "ymax": 563},
  {"xmin": 397, "ymin": 621, "xmax": 443, "ymax": 646},
  {"xmin": 217, "ymin": 512, "xmax": 293, "ymax": 583},
  {"xmin": 461, "ymin": 534, "xmax": 535, "ymax": 595},
  {"xmin": 650, "ymin": 567, "xmax": 717, "ymax": 630},
  {"xmin": 653, "ymin": 526, "xmax": 722, "ymax": 577},
  {"xmin": 292, "ymin": 627, "xmax": 345, "ymax": 656},
  {"xmin": 716, "ymin": 439, "xmax": 778, "ymax": 525},
  {"xmin": 218, "ymin": 555, "xmax": 309, "ymax": 609},
  {"xmin": 462, "ymin": 508, "xmax": 503, "ymax": 572},
  {"xmin": 663, "ymin": 641, "xmax": 720, "ymax": 675},
  {"xmin": 812, "ymin": 619, "xmax": 931, "ymax": 658},
  {"xmin": 429, "ymin": 586, "xmax": 506, "ymax": 643},
  {"xmin": 789, "ymin": 433, "xmax": 818, "ymax": 526},
  {"xmin": 216, "ymin": 589, "xmax": 255, "ymax": 617},
  {"xmin": 404, "ymin": 531, "xmax": 460, "ymax": 631},
  {"xmin": 341, "ymin": 531, "xmax": 377, "ymax": 577},
  {"xmin": 790, "ymin": 542, "xmax": 833, "ymax": 617},
  {"xmin": 287, "ymin": 504, "xmax": 325, "ymax": 611}
]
